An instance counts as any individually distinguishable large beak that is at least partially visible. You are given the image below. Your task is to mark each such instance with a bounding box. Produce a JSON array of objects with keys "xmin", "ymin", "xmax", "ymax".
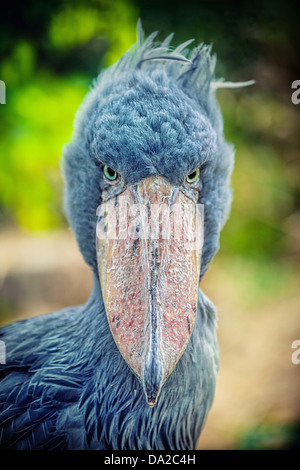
[{"xmin": 96, "ymin": 176, "xmax": 203, "ymax": 406}]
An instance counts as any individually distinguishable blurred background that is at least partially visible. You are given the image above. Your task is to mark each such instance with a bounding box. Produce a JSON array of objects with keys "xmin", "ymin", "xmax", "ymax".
[{"xmin": 0, "ymin": 0, "xmax": 299, "ymax": 449}]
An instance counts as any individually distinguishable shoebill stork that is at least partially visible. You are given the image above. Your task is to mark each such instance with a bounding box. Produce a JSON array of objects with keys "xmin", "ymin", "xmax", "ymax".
[{"xmin": 0, "ymin": 23, "xmax": 253, "ymax": 450}]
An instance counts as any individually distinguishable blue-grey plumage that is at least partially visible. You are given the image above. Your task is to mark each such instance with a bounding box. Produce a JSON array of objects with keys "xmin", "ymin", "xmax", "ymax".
[
  {"xmin": 0, "ymin": 22, "xmax": 241, "ymax": 449},
  {"xmin": 0, "ymin": 279, "xmax": 218, "ymax": 449}
]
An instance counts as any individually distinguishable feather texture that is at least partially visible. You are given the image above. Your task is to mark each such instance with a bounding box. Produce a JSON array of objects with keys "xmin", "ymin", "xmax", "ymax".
[{"xmin": 0, "ymin": 280, "xmax": 218, "ymax": 449}]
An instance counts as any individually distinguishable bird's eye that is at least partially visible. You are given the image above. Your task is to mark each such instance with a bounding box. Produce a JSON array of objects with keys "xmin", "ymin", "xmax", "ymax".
[
  {"xmin": 104, "ymin": 165, "xmax": 119, "ymax": 182},
  {"xmin": 186, "ymin": 168, "xmax": 200, "ymax": 184}
]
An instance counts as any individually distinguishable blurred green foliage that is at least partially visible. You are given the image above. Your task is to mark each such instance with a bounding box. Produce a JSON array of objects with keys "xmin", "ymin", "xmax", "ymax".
[
  {"xmin": 0, "ymin": 0, "xmax": 137, "ymax": 230},
  {"xmin": 235, "ymin": 420, "xmax": 300, "ymax": 450},
  {"xmin": 0, "ymin": 0, "xmax": 299, "ymax": 264}
]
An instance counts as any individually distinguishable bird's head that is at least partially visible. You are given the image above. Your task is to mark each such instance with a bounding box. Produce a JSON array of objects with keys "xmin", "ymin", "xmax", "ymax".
[{"xmin": 63, "ymin": 23, "xmax": 238, "ymax": 406}]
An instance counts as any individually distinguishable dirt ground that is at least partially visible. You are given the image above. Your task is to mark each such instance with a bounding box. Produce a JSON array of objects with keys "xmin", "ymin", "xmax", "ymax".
[{"xmin": 0, "ymin": 229, "xmax": 299, "ymax": 449}]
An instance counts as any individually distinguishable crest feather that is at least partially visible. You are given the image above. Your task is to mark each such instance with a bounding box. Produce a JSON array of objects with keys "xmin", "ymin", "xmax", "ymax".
[{"xmin": 92, "ymin": 20, "xmax": 254, "ymax": 113}]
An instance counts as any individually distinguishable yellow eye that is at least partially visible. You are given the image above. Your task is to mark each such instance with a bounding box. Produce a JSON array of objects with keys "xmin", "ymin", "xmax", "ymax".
[
  {"xmin": 186, "ymin": 168, "xmax": 200, "ymax": 184},
  {"xmin": 104, "ymin": 165, "xmax": 118, "ymax": 182}
]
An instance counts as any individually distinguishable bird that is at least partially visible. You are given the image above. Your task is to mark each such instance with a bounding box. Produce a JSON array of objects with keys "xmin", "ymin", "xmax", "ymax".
[{"xmin": 0, "ymin": 21, "xmax": 252, "ymax": 450}]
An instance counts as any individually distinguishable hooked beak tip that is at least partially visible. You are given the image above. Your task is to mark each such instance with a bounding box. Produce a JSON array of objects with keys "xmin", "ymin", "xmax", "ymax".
[
  {"xmin": 147, "ymin": 399, "xmax": 157, "ymax": 408},
  {"xmin": 142, "ymin": 350, "xmax": 164, "ymax": 408}
]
